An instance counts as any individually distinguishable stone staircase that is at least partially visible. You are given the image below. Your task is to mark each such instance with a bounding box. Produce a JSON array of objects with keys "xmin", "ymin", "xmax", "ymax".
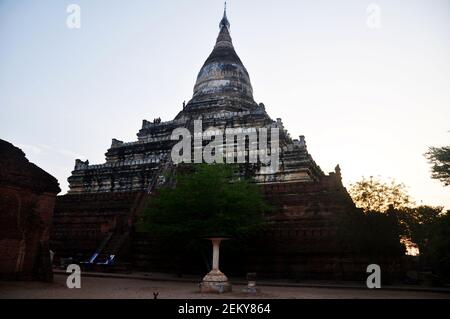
[
  {"xmin": 146, "ymin": 153, "xmax": 175, "ymax": 194},
  {"xmin": 95, "ymin": 231, "xmax": 129, "ymax": 264},
  {"xmin": 98, "ymin": 192, "xmax": 149, "ymax": 266}
]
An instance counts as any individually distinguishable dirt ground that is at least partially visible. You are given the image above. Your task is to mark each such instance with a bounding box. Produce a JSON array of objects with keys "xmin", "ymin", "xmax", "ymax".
[{"xmin": 0, "ymin": 274, "xmax": 449, "ymax": 299}]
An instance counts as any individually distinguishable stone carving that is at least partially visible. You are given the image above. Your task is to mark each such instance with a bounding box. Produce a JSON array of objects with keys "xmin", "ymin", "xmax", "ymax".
[
  {"xmin": 298, "ymin": 135, "xmax": 307, "ymax": 148},
  {"xmin": 74, "ymin": 159, "xmax": 89, "ymax": 171},
  {"xmin": 111, "ymin": 138, "xmax": 123, "ymax": 148}
]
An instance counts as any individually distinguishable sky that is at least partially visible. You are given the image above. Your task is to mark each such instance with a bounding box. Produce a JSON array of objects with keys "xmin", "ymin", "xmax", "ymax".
[{"xmin": 0, "ymin": 0, "xmax": 449, "ymax": 208}]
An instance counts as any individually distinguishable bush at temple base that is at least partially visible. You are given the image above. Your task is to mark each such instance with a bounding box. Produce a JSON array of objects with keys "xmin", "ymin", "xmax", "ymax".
[{"xmin": 140, "ymin": 164, "xmax": 270, "ymax": 263}]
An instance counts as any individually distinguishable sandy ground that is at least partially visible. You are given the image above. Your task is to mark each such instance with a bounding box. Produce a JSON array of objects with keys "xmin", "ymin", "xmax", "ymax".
[{"xmin": 0, "ymin": 274, "xmax": 449, "ymax": 299}]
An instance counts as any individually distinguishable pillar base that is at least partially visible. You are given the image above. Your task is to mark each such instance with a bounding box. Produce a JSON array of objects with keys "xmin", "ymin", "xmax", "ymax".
[{"xmin": 200, "ymin": 270, "xmax": 232, "ymax": 293}]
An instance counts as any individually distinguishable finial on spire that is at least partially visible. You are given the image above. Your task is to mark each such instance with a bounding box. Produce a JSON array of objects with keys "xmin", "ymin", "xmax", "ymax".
[{"xmin": 220, "ymin": 0, "xmax": 230, "ymax": 29}]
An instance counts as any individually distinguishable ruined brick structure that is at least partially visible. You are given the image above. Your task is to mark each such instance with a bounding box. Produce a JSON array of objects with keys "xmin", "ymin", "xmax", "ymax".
[
  {"xmin": 51, "ymin": 8, "xmax": 367, "ymax": 278},
  {"xmin": 0, "ymin": 139, "xmax": 60, "ymax": 281}
]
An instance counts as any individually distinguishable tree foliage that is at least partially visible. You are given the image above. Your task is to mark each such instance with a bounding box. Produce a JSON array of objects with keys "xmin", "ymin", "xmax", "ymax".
[
  {"xmin": 397, "ymin": 206, "xmax": 450, "ymax": 277},
  {"xmin": 349, "ymin": 176, "xmax": 412, "ymax": 213},
  {"xmin": 397, "ymin": 205, "xmax": 444, "ymax": 253},
  {"xmin": 140, "ymin": 164, "xmax": 269, "ymax": 244},
  {"xmin": 337, "ymin": 208, "xmax": 405, "ymax": 259},
  {"xmin": 426, "ymin": 212, "xmax": 450, "ymax": 278},
  {"xmin": 425, "ymin": 146, "xmax": 450, "ymax": 186}
]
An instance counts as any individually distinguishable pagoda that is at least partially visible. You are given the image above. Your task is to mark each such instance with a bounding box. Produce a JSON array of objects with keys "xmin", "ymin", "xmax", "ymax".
[{"xmin": 51, "ymin": 6, "xmax": 359, "ymax": 279}]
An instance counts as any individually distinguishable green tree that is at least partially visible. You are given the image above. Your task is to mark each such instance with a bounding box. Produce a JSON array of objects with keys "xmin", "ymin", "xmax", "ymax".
[
  {"xmin": 398, "ymin": 206, "xmax": 450, "ymax": 278},
  {"xmin": 426, "ymin": 212, "xmax": 450, "ymax": 279},
  {"xmin": 397, "ymin": 205, "xmax": 444, "ymax": 254},
  {"xmin": 425, "ymin": 146, "xmax": 450, "ymax": 186},
  {"xmin": 141, "ymin": 163, "xmax": 269, "ymax": 244},
  {"xmin": 337, "ymin": 207, "xmax": 405, "ymax": 259},
  {"xmin": 349, "ymin": 176, "xmax": 412, "ymax": 213}
]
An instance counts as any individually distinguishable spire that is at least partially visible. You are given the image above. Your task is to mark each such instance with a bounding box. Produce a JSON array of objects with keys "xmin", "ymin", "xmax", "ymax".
[
  {"xmin": 189, "ymin": 1, "xmax": 255, "ymax": 105},
  {"xmin": 220, "ymin": 1, "xmax": 230, "ymax": 29},
  {"xmin": 207, "ymin": 1, "xmax": 236, "ymax": 63}
]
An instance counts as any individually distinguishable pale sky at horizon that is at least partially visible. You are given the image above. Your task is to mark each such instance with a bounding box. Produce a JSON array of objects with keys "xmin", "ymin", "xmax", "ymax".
[{"xmin": 0, "ymin": 0, "xmax": 449, "ymax": 208}]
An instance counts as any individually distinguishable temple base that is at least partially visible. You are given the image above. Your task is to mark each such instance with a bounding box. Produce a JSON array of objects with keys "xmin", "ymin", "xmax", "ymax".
[{"xmin": 200, "ymin": 270, "xmax": 232, "ymax": 293}]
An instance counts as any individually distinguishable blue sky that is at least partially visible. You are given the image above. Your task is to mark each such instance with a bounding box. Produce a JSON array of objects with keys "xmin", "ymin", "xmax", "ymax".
[{"xmin": 0, "ymin": 0, "xmax": 449, "ymax": 208}]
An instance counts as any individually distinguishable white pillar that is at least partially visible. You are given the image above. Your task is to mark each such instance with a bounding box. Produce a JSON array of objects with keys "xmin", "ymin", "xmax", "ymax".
[
  {"xmin": 200, "ymin": 237, "xmax": 231, "ymax": 293},
  {"xmin": 211, "ymin": 238, "xmax": 222, "ymax": 271}
]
